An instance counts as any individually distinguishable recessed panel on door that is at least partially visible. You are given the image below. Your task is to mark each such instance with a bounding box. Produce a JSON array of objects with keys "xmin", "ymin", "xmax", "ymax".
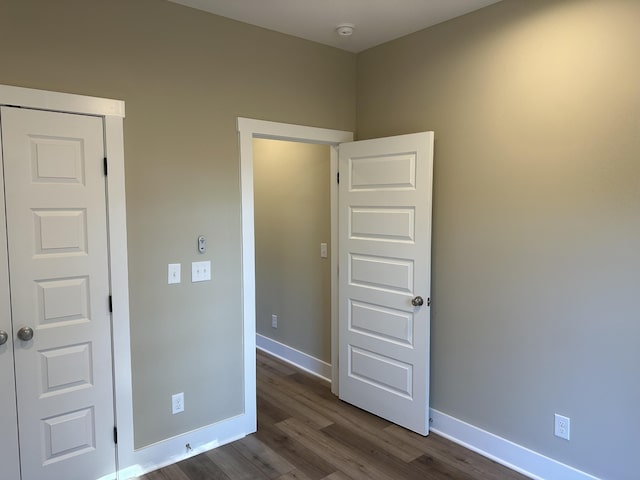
[
  {"xmin": 349, "ymin": 153, "xmax": 416, "ymax": 191},
  {"xmin": 31, "ymin": 136, "xmax": 85, "ymax": 184},
  {"xmin": 37, "ymin": 276, "xmax": 90, "ymax": 327},
  {"xmin": 40, "ymin": 343, "xmax": 93, "ymax": 397},
  {"xmin": 350, "ymin": 207, "xmax": 415, "ymax": 243},
  {"xmin": 349, "ymin": 300, "xmax": 413, "ymax": 346},
  {"xmin": 348, "ymin": 346, "xmax": 413, "ymax": 398},
  {"xmin": 350, "ymin": 254, "xmax": 414, "ymax": 294},
  {"xmin": 33, "ymin": 209, "xmax": 88, "ymax": 256},
  {"xmin": 42, "ymin": 407, "xmax": 96, "ymax": 465}
]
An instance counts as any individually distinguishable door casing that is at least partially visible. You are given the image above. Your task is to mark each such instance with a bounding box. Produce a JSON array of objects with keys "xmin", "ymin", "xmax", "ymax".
[{"xmin": 237, "ymin": 117, "xmax": 353, "ymax": 397}]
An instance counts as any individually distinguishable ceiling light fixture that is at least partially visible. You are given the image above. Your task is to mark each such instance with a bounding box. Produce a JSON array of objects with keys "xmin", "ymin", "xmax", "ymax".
[{"xmin": 336, "ymin": 23, "xmax": 355, "ymax": 37}]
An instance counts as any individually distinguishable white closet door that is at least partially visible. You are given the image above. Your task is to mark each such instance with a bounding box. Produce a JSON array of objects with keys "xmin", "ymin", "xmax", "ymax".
[
  {"xmin": 1, "ymin": 107, "xmax": 116, "ymax": 480},
  {"xmin": 0, "ymin": 114, "xmax": 21, "ymax": 480}
]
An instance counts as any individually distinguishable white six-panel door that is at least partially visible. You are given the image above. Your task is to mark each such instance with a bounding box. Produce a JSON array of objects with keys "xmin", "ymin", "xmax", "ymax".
[
  {"xmin": 0, "ymin": 107, "xmax": 116, "ymax": 480},
  {"xmin": 338, "ymin": 132, "xmax": 434, "ymax": 435}
]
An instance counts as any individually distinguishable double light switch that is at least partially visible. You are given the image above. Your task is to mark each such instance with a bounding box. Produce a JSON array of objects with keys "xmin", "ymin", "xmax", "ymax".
[
  {"xmin": 191, "ymin": 261, "xmax": 211, "ymax": 282},
  {"xmin": 168, "ymin": 261, "xmax": 212, "ymax": 284}
]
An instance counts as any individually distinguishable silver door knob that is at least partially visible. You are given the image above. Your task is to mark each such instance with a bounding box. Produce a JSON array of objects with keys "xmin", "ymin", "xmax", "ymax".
[
  {"xmin": 17, "ymin": 327, "xmax": 34, "ymax": 342},
  {"xmin": 0, "ymin": 330, "xmax": 7, "ymax": 345},
  {"xmin": 411, "ymin": 296, "xmax": 424, "ymax": 307}
]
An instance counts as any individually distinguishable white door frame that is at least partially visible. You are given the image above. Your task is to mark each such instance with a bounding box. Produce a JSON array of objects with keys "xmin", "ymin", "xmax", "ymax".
[
  {"xmin": 0, "ymin": 84, "xmax": 134, "ymax": 478},
  {"xmin": 237, "ymin": 118, "xmax": 353, "ymax": 396}
]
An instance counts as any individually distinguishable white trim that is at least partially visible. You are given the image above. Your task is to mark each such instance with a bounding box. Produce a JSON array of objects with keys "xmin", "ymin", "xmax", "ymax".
[
  {"xmin": 429, "ymin": 409, "xmax": 600, "ymax": 480},
  {"xmin": 103, "ymin": 116, "xmax": 136, "ymax": 476},
  {"xmin": 238, "ymin": 117, "xmax": 353, "ymax": 145},
  {"xmin": 237, "ymin": 117, "xmax": 353, "ymax": 401},
  {"xmin": 118, "ymin": 414, "xmax": 249, "ymax": 479},
  {"xmin": 256, "ymin": 334, "xmax": 332, "ymax": 382},
  {"xmin": 329, "ymin": 146, "xmax": 339, "ymax": 395},
  {"xmin": 238, "ymin": 120, "xmax": 258, "ymax": 441},
  {"xmin": 0, "ymin": 84, "xmax": 125, "ymax": 117}
]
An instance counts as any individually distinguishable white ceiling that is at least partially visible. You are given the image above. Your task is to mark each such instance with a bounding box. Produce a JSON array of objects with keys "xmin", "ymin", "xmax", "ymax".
[{"xmin": 167, "ymin": 0, "xmax": 502, "ymax": 53}]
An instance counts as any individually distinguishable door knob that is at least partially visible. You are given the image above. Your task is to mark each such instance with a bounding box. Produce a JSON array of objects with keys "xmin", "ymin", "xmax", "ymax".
[
  {"xmin": 0, "ymin": 330, "xmax": 7, "ymax": 345},
  {"xmin": 17, "ymin": 327, "xmax": 34, "ymax": 342},
  {"xmin": 411, "ymin": 296, "xmax": 424, "ymax": 307}
]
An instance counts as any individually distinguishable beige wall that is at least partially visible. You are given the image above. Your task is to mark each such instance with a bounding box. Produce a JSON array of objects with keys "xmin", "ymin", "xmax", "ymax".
[
  {"xmin": 254, "ymin": 139, "xmax": 332, "ymax": 362},
  {"xmin": 357, "ymin": 1, "xmax": 640, "ymax": 478},
  {"xmin": 3, "ymin": 0, "xmax": 638, "ymax": 476},
  {"xmin": 0, "ymin": 0, "xmax": 356, "ymax": 448}
]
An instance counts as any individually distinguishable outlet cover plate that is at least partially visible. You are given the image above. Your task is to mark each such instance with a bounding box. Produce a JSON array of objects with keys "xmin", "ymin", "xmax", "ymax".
[
  {"xmin": 554, "ymin": 413, "xmax": 570, "ymax": 440},
  {"xmin": 172, "ymin": 392, "xmax": 184, "ymax": 414}
]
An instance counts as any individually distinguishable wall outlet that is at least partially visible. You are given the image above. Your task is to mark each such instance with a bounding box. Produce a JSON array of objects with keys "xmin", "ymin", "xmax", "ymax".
[
  {"xmin": 271, "ymin": 314, "xmax": 278, "ymax": 328},
  {"xmin": 172, "ymin": 392, "xmax": 184, "ymax": 414},
  {"xmin": 554, "ymin": 413, "xmax": 570, "ymax": 440}
]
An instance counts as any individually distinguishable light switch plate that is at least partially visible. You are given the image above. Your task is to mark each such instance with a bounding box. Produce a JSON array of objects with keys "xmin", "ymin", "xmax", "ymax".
[
  {"xmin": 192, "ymin": 261, "xmax": 211, "ymax": 282},
  {"xmin": 320, "ymin": 242, "xmax": 328, "ymax": 258},
  {"xmin": 168, "ymin": 263, "xmax": 181, "ymax": 284}
]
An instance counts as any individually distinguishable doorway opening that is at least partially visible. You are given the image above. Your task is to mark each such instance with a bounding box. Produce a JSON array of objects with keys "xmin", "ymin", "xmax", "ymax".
[
  {"xmin": 253, "ymin": 139, "xmax": 332, "ymax": 378},
  {"xmin": 237, "ymin": 118, "xmax": 353, "ymax": 403}
]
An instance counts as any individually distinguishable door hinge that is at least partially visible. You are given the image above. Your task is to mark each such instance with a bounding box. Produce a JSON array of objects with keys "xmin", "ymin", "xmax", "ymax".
[
  {"xmin": 113, "ymin": 426, "xmax": 118, "ymax": 444},
  {"xmin": 337, "ymin": 172, "xmax": 340, "ymax": 184},
  {"xmin": 427, "ymin": 297, "xmax": 431, "ymax": 307},
  {"xmin": 109, "ymin": 295, "xmax": 113, "ymax": 313},
  {"xmin": 103, "ymin": 157, "xmax": 108, "ymax": 176}
]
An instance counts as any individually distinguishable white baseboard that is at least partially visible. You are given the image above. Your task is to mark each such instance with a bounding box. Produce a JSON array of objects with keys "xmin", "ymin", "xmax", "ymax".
[
  {"xmin": 256, "ymin": 334, "xmax": 332, "ymax": 382},
  {"xmin": 429, "ymin": 409, "xmax": 600, "ymax": 480},
  {"xmin": 118, "ymin": 413, "xmax": 253, "ymax": 479}
]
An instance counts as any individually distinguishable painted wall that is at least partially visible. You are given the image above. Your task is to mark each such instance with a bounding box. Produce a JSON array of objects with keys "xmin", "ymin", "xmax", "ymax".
[
  {"xmin": 254, "ymin": 139, "xmax": 332, "ymax": 363},
  {"xmin": 357, "ymin": 1, "xmax": 640, "ymax": 479},
  {"xmin": 0, "ymin": 0, "xmax": 356, "ymax": 448},
  {"xmin": 3, "ymin": 0, "xmax": 637, "ymax": 477}
]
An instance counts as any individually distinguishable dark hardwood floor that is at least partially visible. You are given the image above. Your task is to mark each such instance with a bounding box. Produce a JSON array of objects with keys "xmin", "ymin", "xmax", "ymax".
[{"xmin": 138, "ymin": 351, "xmax": 528, "ymax": 480}]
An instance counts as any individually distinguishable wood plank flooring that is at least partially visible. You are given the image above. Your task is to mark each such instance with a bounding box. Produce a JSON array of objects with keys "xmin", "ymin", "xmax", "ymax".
[{"xmin": 138, "ymin": 351, "xmax": 528, "ymax": 480}]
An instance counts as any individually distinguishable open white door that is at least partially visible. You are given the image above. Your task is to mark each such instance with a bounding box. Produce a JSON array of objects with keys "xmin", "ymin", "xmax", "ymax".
[{"xmin": 338, "ymin": 132, "xmax": 433, "ymax": 435}]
